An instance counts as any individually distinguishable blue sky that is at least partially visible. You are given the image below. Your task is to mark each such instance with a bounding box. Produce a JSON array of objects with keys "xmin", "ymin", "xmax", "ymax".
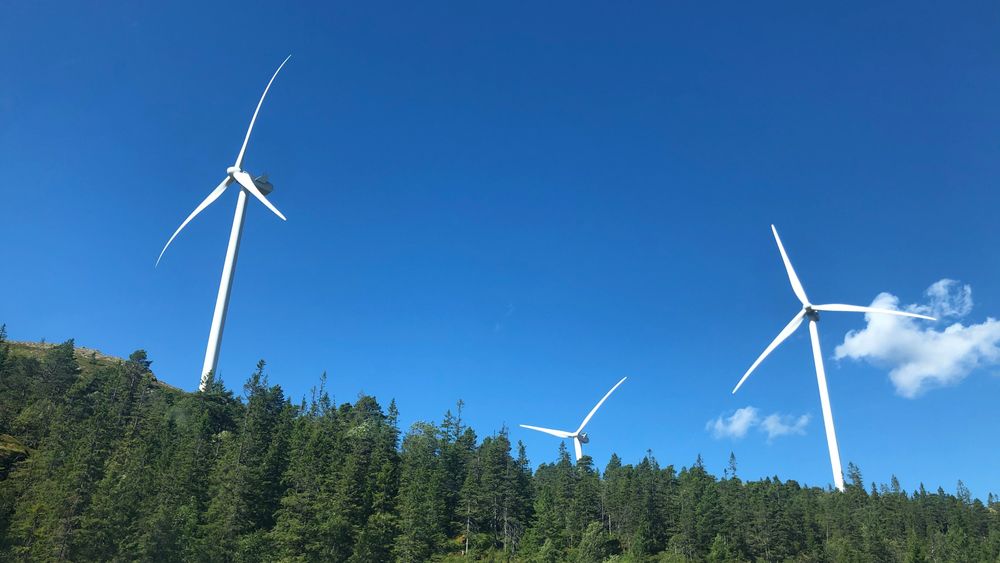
[{"xmin": 2, "ymin": 2, "xmax": 999, "ymax": 499}]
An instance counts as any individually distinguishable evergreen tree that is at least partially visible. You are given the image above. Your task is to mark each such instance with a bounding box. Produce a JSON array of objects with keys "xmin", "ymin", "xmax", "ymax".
[
  {"xmin": 575, "ymin": 521, "xmax": 612, "ymax": 562},
  {"xmin": 200, "ymin": 361, "xmax": 291, "ymax": 561},
  {"xmin": 393, "ymin": 422, "xmax": 447, "ymax": 561}
]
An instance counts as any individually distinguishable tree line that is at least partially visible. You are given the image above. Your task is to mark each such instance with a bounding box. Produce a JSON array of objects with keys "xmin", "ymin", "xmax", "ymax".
[{"xmin": 0, "ymin": 328, "xmax": 997, "ymax": 561}]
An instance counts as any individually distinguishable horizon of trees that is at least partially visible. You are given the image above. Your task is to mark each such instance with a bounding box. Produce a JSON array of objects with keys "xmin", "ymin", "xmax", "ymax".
[{"xmin": 1, "ymin": 327, "xmax": 998, "ymax": 561}]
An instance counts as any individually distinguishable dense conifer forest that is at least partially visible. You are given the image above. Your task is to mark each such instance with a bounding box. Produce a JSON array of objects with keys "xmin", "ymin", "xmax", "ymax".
[{"xmin": 0, "ymin": 327, "xmax": 997, "ymax": 562}]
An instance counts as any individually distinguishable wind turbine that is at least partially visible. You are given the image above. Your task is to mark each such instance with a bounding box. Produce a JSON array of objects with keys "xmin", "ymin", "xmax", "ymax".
[
  {"xmin": 733, "ymin": 225, "xmax": 935, "ymax": 491},
  {"xmin": 156, "ymin": 56, "xmax": 291, "ymax": 391},
  {"xmin": 520, "ymin": 376, "xmax": 627, "ymax": 461}
]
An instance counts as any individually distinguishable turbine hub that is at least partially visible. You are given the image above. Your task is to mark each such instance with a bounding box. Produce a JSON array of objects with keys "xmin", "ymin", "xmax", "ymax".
[
  {"xmin": 578, "ymin": 432, "xmax": 589, "ymax": 444},
  {"xmin": 226, "ymin": 166, "xmax": 240, "ymax": 175},
  {"xmin": 805, "ymin": 307, "xmax": 819, "ymax": 321}
]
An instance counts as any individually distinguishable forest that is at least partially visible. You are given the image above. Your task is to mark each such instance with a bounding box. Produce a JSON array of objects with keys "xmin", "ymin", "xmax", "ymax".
[{"xmin": 0, "ymin": 326, "xmax": 997, "ymax": 562}]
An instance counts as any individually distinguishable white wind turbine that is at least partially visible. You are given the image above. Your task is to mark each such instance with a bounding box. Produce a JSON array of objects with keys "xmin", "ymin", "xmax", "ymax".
[
  {"xmin": 156, "ymin": 56, "xmax": 291, "ymax": 391},
  {"xmin": 520, "ymin": 376, "xmax": 627, "ymax": 461},
  {"xmin": 733, "ymin": 225, "xmax": 935, "ymax": 491}
]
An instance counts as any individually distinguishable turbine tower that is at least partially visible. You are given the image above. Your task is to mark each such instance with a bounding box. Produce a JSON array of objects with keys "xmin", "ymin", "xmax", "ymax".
[
  {"xmin": 733, "ymin": 225, "xmax": 935, "ymax": 491},
  {"xmin": 521, "ymin": 376, "xmax": 627, "ymax": 461},
  {"xmin": 157, "ymin": 56, "xmax": 291, "ymax": 391}
]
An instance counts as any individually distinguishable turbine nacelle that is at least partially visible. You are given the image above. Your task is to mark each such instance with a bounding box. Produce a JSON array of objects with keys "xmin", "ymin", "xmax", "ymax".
[
  {"xmin": 577, "ymin": 432, "xmax": 589, "ymax": 444},
  {"xmin": 225, "ymin": 167, "xmax": 273, "ymax": 194},
  {"xmin": 253, "ymin": 175, "xmax": 273, "ymax": 195}
]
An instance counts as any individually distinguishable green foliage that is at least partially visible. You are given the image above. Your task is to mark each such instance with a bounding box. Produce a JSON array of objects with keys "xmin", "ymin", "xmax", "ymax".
[
  {"xmin": 576, "ymin": 521, "xmax": 613, "ymax": 562},
  {"xmin": 0, "ymin": 335, "xmax": 997, "ymax": 561}
]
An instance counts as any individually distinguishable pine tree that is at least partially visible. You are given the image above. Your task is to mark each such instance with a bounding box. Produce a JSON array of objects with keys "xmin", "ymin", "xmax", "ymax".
[
  {"xmin": 349, "ymin": 398, "xmax": 401, "ymax": 563},
  {"xmin": 440, "ymin": 400, "xmax": 473, "ymax": 540},
  {"xmin": 575, "ymin": 521, "xmax": 612, "ymax": 562},
  {"xmin": 393, "ymin": 421, "xmax": 447, "ymax": 561},
  {"xmin": 569, "ymin": 455, "xmax": 601, "ymax": 547},
  {"xmin": 200, "ymin": 361, "xmax": 291, "ymax": 561}
]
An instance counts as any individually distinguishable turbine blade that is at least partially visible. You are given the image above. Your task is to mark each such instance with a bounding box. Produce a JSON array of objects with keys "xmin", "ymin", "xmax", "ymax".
[
  {"xmin": 519, "ymin": 424, "xmax": 572, "ymax": 439},
  {"xmin": 812, "ymin": 303, "xmax": 936, "ymax": 321},
  {"xmin": 155, "ymin": 177, "xmax": 231, "ymax": 267},
  {"xmin": 733, "ymin": 310, "xmax": 806, "ymax": 394},
  {"xmin": 574, "ymin": 436, "xmax": 583, "ymax": 461},
  {"xmin": 234, "ymin": 55, "xmax": 292, "ymax": 169},
  {"xmin": 576, "ymin": 376, "xmax": 627, "ymax": 434},
  {"xmin": 233, "ymin": 171, "xmax": 287, "ymax": 221},
  {"xmin": 771, "ymin": 224, "xmax": 810, "ymax": 306}
]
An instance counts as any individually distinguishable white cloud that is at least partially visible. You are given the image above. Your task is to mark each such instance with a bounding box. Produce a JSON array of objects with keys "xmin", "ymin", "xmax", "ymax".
[
  {"xmin": 707, "ymin": 406, "xmax": 759, "ymax": 439},
  {"xmin": 911, "ymin": 279, "xmax": 973, "ymax": 319},
  {"xmin": 834, "ymin": 279, "xmax": 1000, "ymax": 398},
  {"xmin": 707, "ymin": 407, "xmax": 809, "ymax": 442},
  {"xmin": 760, "ymin": 413, "xmax": 810, "ymax": 442}
]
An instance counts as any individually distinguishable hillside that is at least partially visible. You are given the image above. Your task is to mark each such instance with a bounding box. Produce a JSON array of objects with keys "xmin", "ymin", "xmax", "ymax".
[
  {"xmin": 0, "ymin": 329, "xmax": 998, "ymax": 561},
  {"xmin": 7, "ymin": 340, "xmax": 183, "ymax": 394}
]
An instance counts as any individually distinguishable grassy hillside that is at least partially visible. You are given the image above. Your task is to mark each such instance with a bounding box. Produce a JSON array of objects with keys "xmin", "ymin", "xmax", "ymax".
[{"xmin": 7, "ymin": 340, "xmax": 184, "ymax": 394}]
